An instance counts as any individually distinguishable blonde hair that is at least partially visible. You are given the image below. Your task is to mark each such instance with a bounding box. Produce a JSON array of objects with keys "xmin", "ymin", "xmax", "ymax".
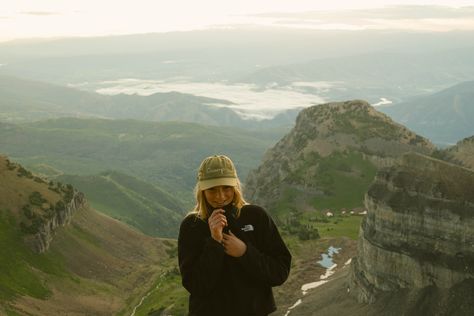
[{"xmin": 191, "ymin": 178, "xmax": 247, "ymax": 220}]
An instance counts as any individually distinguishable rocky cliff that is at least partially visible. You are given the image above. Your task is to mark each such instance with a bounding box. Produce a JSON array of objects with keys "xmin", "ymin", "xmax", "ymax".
[
  {"xmin": 350, "ymin": 153, "xmax": 474, "ymax": 303},
  {"xmin": 0, "ymin": 155, "xmax": 86, "ymax": 253},
  {"xmin": 442, "ymin": 135, "xmax": 474, "ymax": 170},
  {"xmin": 26, "ymin": 191, "xmax": 86, "ymax": 253},
  {"xmin": 245, "ymin": 100, "xmax": 434, "ymax": 212}
]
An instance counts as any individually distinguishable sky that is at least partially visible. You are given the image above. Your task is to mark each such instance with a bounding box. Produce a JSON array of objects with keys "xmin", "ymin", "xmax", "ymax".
[{"xmin": 1, "ymin": 0, "xmax": 474, "ymax": 42}]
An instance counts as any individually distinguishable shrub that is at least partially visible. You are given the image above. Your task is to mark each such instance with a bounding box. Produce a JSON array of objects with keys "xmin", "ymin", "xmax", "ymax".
[
  {"xmin": 17, "ymin": 166, "xmax": 33, "ymax": 178},
  {"xmin": 29, "ymin": 192, "xmax": 47, "ymax": 206},
  {"xmin": 22, "ymin": 205, "xmax": 34, "ymax": 219}
]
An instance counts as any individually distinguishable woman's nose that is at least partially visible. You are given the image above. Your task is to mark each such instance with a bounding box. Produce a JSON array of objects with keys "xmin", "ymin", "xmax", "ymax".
[{"xmin": 215, "ymin": 188, "xmax": 225, "ymax": 199}]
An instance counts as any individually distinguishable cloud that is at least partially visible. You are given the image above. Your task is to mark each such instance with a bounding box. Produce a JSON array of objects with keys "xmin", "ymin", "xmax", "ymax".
[
  {"xmin": 256, "ymin": 5, "xmax": 474, "ymax": 20},
  {"xmin": 92, "ymin": 79, "xmax": 328, "ymax": 120},
  {"xmin": 21, "ymin": 11, "xmax": 60, "ymax": 16},
  {"xmin": 250, "ymin": 5, "xmax": 474, "ymax": 31}
]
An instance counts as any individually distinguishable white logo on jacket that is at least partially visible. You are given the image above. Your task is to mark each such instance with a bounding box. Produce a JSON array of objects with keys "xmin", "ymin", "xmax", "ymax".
[{"xmin": 241, "ymin": 224, "xmax": 254, "ymax": 232}]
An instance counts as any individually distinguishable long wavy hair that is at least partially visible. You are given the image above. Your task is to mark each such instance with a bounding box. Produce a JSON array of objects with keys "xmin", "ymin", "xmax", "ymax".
[{"xmin": 191, "ymin": 178, "xmax": 247, "ymax": 220}]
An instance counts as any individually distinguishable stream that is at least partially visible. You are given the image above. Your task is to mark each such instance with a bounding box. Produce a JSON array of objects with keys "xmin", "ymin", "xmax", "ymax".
[
  {"xmin": 284, "ymin": 246, "xmax": 342, "ymax": 316},
  {"xmin": 130, "ymin": 272, "xmax": 167, "ymax": 316}
]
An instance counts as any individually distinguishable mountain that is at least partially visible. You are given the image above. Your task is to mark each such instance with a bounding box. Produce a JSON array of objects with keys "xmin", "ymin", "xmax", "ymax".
[
  {"xmin": 240, "ymin": 48, "xmax": 474, "ymax": 104},
  {"xmin": 0, "ymin": 117, "xmax": 277, "ymax": 201},
  {"xmin": 380, "ymin": 80, "xmax": 474, "ymax": 145},
  {"xmin": 0, "ymin": 75, "xmax": 298, "ymax": 129},
  {"xmin": 441, "ymin": 135, "xmax": 474, "ymax": 169},
  {"xmin": 245, "ymin": 100, "xmax": 434, "ymax": 218},
  {"xmin": 2, "ymin": 30, "xmax": 473, "ymax": 84},
  {"xmin": 286, "ymin": 153, "xmax": 474, "ymax": 316},
  {"xmin": 57, "ymin": 171, "xmax": 186, "ymax": 238},
  {"xmin": 0, "ymin": 75, "xmax": 235, "ymax": 124},
  {"xmin": 0, "ymin": 155, "xmax": 184, "ymax": 315}
]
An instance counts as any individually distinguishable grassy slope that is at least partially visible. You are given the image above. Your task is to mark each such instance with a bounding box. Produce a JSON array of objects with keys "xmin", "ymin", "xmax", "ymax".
[
  {"xmin": 0, "ymin": 118, "xmax": 277, "ymax": 202},
  {"xmin": 0, "ymin": 156, "xmax": 173, "ymax": 315},
  {"xmin": 274, "ymin": 151, "xmax": 377, "ymax": 216},
  {"xmin": 58, "ymin": 171, "xmax": 185, "ymax": 238}
]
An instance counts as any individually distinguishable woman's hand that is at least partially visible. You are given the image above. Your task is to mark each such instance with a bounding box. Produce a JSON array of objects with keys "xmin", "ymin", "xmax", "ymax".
[
  {"xmin": 222, "ymin": 231, "xmax": 247, "ymax": 257},
  {"xmin": 208, "ymin": 209, "xmax": 227, "ymax": 243}
]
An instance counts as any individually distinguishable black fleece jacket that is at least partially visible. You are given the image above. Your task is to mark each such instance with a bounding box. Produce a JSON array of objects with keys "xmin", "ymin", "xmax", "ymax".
[{"xmin": 178, "ymin": 204, "xmax": 291, "ymax": 316}]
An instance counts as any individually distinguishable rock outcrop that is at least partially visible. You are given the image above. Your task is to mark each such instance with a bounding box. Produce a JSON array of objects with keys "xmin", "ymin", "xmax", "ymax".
[
  {"xmin": 0, "ymin": 155, "xmax": 87, "ymax": 253},
  {"xmin": 442, "ymin": 135, "xmax": 474, "ymax": 170},
  {"xmin": 27, "ymin": 191, "xmax": 86, "ymax": 253},
  {"xmin": 350, "ymin": 153, "xmax": 474, "ymax": 303}
]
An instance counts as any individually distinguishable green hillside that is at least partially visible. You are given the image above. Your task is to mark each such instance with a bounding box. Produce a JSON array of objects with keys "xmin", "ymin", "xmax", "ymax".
[
  {"xmin": 58, "ymin": 171, "xmax": 185, "ymax": 238},
  {"xmin": 0, "ymin": 155, "xmax": 180, "ymax": 315},
  {"xmin": 245, "ymin": 101, "xmax": 434, "ymax": 243},
  {"xmin": 0, "ymin": 117, "xmax": 277, "ymax": 204}
]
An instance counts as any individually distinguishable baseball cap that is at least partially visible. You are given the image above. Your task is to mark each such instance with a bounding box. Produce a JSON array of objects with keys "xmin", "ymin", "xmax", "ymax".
[{"xmin": 197, "ymin": 155, "xmax": 238, "ymax": 190}]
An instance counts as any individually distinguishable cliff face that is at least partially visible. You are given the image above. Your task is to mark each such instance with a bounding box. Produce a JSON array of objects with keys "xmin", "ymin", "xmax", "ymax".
[
  {"xmin": 26, "ymin": 191, "xmax": 86, "ymax": 253},
  {"xmin": 0, "ymin": 155, "xmax": 87, "ymax": 253},
  {"xmin": 443, "ymin": 135, "xmax": 474, "ymax": 170},
  {"xmin": 245, "ymin": 100, "xmax": 434, "ymax": 211},
  {"xmin": 350, "ymin": 153, "xmax": 474, "ymax": 303}
]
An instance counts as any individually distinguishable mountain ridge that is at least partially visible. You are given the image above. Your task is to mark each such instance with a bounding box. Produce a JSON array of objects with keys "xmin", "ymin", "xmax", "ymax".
[
  {"xmin": 380, "ymin": 80, "xmax": 474, "ymax": 145},
  {"xmin": 245, "ymin": 100, "xmax": 434, "ymax": 216}
]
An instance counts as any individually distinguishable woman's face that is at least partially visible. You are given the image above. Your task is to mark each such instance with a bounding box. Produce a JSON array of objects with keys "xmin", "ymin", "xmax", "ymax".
[{"xmin": 204, "ymin": 185, "xmax": 235, "ymax": 209}]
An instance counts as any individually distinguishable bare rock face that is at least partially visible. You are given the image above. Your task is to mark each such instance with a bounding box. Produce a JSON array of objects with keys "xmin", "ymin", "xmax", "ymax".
[
  {"xmin": 28, "ymin": 191, "xmax": 86, "ymax": 253},
  {"xmin": 443, "ymin": 135, "xmax": 474, "ymax": 170},
  {"xmin": 350, "ymin": 153, "xmax": 474, "ymax": 303}
]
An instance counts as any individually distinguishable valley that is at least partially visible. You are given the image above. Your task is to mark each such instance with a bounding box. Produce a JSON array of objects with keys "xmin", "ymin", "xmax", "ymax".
[{"xmin": 1, "ymin": 25, "xmax": 473, "ymax": 315}]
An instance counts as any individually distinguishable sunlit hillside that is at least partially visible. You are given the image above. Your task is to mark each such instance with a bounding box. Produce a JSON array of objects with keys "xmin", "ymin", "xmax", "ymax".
[{"xmin": 0, "ymin": 155, "xmax": 184, "ymax": 315}]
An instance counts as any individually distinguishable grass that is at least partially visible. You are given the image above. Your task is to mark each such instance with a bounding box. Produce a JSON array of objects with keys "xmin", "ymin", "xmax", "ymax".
[
  {"xmin": 124, "ymin": 239, "xmax": 188, "ymax": 316},
  {"xmin": 0, "ymin": 210, "xmax": 66, "ymax": 301},
  {"xmin": 131, "ymin": 269, "xmax": 188, "ymax": 316},
  {"xmin": 271, "ymin": 151, "xmax": 374, "ymax": 243},
  {"xmin": 312, "ymin": 151, "xmax": 377, "ymax": 210},
  {"xmin": 58, "ymin": 172, "xmax": 185, "ymax": 238},
  {"xmin": 0, "ymin": 118, "xmax": 277, "ymax": 201},
  {"xmin": 313, "ymin": 215, "xmax": 363, "ymax": 240}
]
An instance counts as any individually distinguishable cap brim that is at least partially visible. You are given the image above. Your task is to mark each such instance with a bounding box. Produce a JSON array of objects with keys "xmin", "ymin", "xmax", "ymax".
[{"xmin": 199, "ymin": 177, "xmax": 238, "ymax": 190}]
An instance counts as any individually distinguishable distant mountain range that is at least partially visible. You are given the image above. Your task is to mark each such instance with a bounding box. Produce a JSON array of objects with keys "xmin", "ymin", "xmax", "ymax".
[
  {"xmin": 1, "ymin": 29, "xmax": 473, "ymax": 85},
  {"xmin": 239, "ymin": 48, "xmax": 474, "ymax": 104},
  {"xmin": 0, "ymin": 75, "xmax": 298, "ymax": 129},
  {"xmin": 380, "ymin": 80, "xmax": 474, "ymax": 145}
]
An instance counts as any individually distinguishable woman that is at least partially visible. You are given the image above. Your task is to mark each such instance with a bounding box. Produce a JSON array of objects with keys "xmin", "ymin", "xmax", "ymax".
[{"xmin": 178, "ymin": 155, "xmax": 291, "ymax": 316}]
